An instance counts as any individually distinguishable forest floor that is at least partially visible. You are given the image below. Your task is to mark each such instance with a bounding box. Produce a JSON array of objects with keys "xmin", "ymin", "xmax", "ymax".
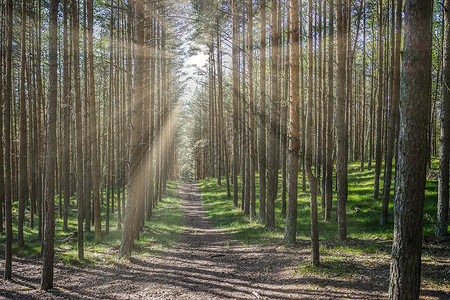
[{"xmin": 0, "ymin": 182, "xmax": 449, "ymax": 299}]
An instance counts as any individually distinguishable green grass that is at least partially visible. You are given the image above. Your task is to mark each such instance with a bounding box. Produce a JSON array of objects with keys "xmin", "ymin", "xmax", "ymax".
[
  {"xmin": 198, "ymin": 158, "xmax": 445, "ymax": 245},
  {"xmin": 0, "ymin": 181, "xmax": 184, "ymax": 265}
]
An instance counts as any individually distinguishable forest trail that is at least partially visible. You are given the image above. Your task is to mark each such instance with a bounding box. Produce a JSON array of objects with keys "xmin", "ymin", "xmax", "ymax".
[{"xmin": 0, "ymin": 182, "xmax": 399, "ymax": 299}]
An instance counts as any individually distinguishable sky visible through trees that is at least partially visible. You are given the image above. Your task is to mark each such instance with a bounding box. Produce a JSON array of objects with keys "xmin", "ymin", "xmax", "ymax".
[{"xmin": 0, "ymin": 0, "xmax": 449, "ymax": 299}]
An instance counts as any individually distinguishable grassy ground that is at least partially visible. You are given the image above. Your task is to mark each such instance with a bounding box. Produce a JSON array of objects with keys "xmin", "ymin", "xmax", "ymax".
[
  {"xmin": 198, "ymin": 159, "xmax": 443, "ymax": 243},
  {"xmin": 0, "ymin": 181, "xmax": 185, "ymax": 266},
  {"xmin": 198, "ymin": 159, "xmax": 449, "ymax": 292}
]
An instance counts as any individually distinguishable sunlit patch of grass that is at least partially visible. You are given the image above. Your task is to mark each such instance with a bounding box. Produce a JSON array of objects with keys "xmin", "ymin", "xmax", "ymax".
[
  {"xmin": 198, "ymin": 157, "xmax": 444, "ymax": 247},
  {"xmin": 0, "ymin": 181, "xmax": 184, "ymax": 266}
]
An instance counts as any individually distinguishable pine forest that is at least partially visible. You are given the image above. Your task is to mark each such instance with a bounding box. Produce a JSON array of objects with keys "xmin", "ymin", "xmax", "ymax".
[{"xmin": 0, "ymin": 0, "xmax": 449, "ymax": 299}]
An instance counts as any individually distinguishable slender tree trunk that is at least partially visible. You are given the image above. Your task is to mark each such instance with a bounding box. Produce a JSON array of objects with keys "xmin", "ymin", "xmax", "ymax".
[
  {"xmin": 4, "ymin": 0, "xmax": 13, "ymax": 280},
  {"xmin": 71, "ymin": 0, "xmax": 84, "ymax": 259},
  {"xmin": 336, "ymin": 0, "xmax": 347, "ymax": 241},
  {"xmin": 374, "ymin": 0, "xmax": 383, "ymax": 201},
  {"xmin": 436, "ymin": 0, "xmax": 450, "ymax": 237},
  {"xmin": 232, "ymin": 0, "xmax": 239, "ymax": 208},
  {"xmin": 248, "ymin": 0, "xmax": 256, "ymax": 220},
  {"xmin": 381, "ymin": 0, "xmax": 402, "ymax": 226},
  {"xmin": 306, "ymin": 0, "xmax": 320, "ymax": 266},
  {"xmin": 361, "ymin": 0, "xmax": 366, "ymax": 172},
  {"xmin": 267, "ymin": 0, "xmax": 280, "ymax": 229},
  {"xmin": 0, "ymin": 0, "xmax": 4, "ymax": 235},
  {"xmin": 258, "ymin": 0, "xmax": 267, "ymax": 222},
  {"xmin": 87, "ymin": 0, "xmax": 101, "ymax": 242},
  {"xmin": 62, "ymin": 0, "xmax": 71, "ymax": 232},
  {"xmin": 324, "ymin": 0, "xmax": 334, "ymax": 222},
  {"xmin": 41, "ymin": 0, "xmax": 59, "ymax": 289},
  {"xmin": 284, "ymin": 0, "xmax": 299, "ymax": 244},
  {"xmin": 18, "ymin": 0, "xmax": 28, "ymax": 247}
]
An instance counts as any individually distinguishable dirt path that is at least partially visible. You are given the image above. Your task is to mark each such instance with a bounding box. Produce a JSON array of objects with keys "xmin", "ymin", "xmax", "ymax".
[{"xmin": 0, "ymin": 182, "xmax": 447, "ymax": 299}]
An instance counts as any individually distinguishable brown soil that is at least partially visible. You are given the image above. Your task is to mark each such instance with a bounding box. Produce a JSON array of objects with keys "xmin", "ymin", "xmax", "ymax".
[{"xmin": 0, "ymin": 182, "xmax": 448, "ymax": 299}]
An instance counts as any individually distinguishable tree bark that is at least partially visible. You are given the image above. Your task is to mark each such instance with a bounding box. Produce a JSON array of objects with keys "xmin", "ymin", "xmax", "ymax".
[
  {"xmin": 324, "ymin": 0, "xmax": 334, "ymax": 222},
  {"xmin": 267, "ymin": 0, "xmax": 280, "ymax": 230},
  {"xmin": 41, "ymin": 0, "xmax": 59, "ymax": 289},
  {"xmin": 436, "ymin": 0, "xmax": 450, "ymax": 237},
  {"xmin": 374, "ymin": 0, "xmax": 383, "ymax": 201},
  {"xmin": 336, "ymin": 0, "xmax": 347, "ymax": 241},
  {"xmin": 72, "ymin": 0, "xmax": 84, "ymax": 259},
  {"xmin": 232, "ymin": 0, "xmax": 239, "ymax": 208},
  {"xmin": 258, "ymin": 0, "xmax": 267, "ymax": 222},
  {"xmin": 4, "ymin": 0, "xmax": 13, "ymax": 280},
  {"xmin": 119, "ymin": 0, "xmax": 145, "ymax": 258},
  {"xmin": 284, "ymin": 0, "xmax": 299, "ymax": 244},
  {"xmin": 87, "ymin": 0, "xmax": 101, "ymax": 243},
  {"xmin": 306, "ymin": 0, "xmax": 320, "ymax": 266},
  {"xmin": 388, "ymin": 1, "xmax": 432, "ymax": 298},
  {"xmin": 18, "ymin": 0, "xmax": 28, "ymax": 247}
]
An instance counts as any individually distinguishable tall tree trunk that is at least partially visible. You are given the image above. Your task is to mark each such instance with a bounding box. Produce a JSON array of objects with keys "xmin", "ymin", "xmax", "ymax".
[
  {"xmin": 436, "ymin": 0, "xmax": 450, "ymax": 237},
  {"xmin": 232, "ymin": 0, "xmax": 239, "ymax": 208},
  {"xmin": 18, "ymin": 0, "xmax": 28, "ymax": 247},
  {"xmin": 72, "ymin": 0, "xmax": 84, "ymax": 259},
  {"xmin": 336, "ymin": 0, "xmax": 347, "ymax": 241},
  {"xmin": 381, "ymin": 0, "xmax": 402, "ymax": 226},
  {"xmin": 87, "ymin": 0, "xmax": 101, "ymax": 242},
  {"xmin": 374, "ymin": 0, "xmax": 383, "ymax": 201},
  {"xmin": 284, "ymin": 0, "xmax": 299, "ymax": 244},
  {"xmin": 267, "ymin": 0, "xmax": 280, "ymax": 229},
  {"xmin": 258, "ymin": 0, "xmax": 267, "ymax": 222},
  {"xmin": 324, "ymin": 0, "xmax": 334, "ymax": 222},
  {"xmin": 119, "ymin": 0, "xmax": 145, "ymax": 258},
  {"xmin": 0, "ymin": 0, "xmax": 5, "ymax": 235},
  {"xmin": 41, "ymin": 0, "xmax": 59, "ymax": 289},
  {"xmin": 361, "ymin": 0, "xmax": 366, "ymax": 172},
  {"xmin": 388, "ymin": 1, "xmax": 432, "ymax": 298},
  {"xmin": 4, "ymin": 0, "xmax": 13, "ymax": 280},
  {"xmin": 248, "ymin": 0, "xmax": 256, "ymax": 220},
  {"xmin": 306, "ymin": 0, "xmax": 320, "ymax": 266},
  {"xmin": 62, "ymin": 0, "xmax": 71, "ymax": 232}
]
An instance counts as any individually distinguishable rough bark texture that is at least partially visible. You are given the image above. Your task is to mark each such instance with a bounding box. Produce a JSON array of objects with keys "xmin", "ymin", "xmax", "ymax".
[
  {"xmin": 436, "ymin": 0, "xmax": 450, "ymax": 237},
  {"xmin": 325, "ymin": 0, "xmax": 334, "ymax": 222},
  {"xmin": 87, "ymin": 0, "xmax": 102, "ymax": 243},
  {"xmin": 4, "ymin": 0, "xmax": 13, "ymax": 281},
  {"xmin": 374, "ymin": 0, "xmax": 383, "ymax": 201},
  {"xmin": 336, "ymin": 0, "xmax": 347, "ymax": 241},
  {"xmin": 72, "ymin": 0, "xmax": 84, "ymax": 259},
  {"xmin": 41, "ymin": 0, "xmax": 59, "ymax": 290},
  {"xmin": 119, "ymin": 0, "xmax": 145, "ymax": 258},
  {"xmin": 307, "ymin": 0, "xmax": 320, "ymax": 266},
  {"xmin": 258, "ymin": 0, "xmax": 267, "ymax": 222},
  {"xmin": 267, "ymin": 0, "xmax": 280, "ymax": 230},
  {"xmin": 232, "ymin": 0, "xmax": 239, "ymax": 208},
  {"xmin": 248, "ymin": 0, "xmax": 256, "ymax": 221},
  {"xmin": 18, "ymin": 0, "xmax": 28, "ymax": 247},
  {"xmin": 284, "ymin": 0, "xmax": 299, "ymax": 245},
  {"xmin": 388, "ymin": 1, "xmax": 432, "ymax": 299},
  {"xmin": 62, "ymin": 0, "xmax": 71, "ymax": 232}
]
